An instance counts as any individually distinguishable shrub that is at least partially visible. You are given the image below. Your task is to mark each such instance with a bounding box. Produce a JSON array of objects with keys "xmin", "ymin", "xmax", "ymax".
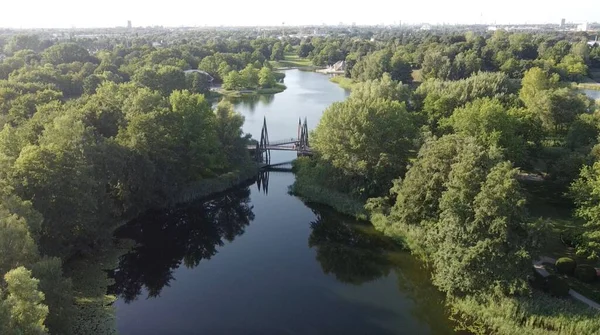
[
  {"xmin": 545, "ymin": 275, "xmax": 570, "ymax": 297},
  {"xmin": 555, "ymin": 257, "xmax": 576, "ymax": 275},
  {"xmin": 574, "ymin": 264, "xmax": 597, "ymax": 283}
]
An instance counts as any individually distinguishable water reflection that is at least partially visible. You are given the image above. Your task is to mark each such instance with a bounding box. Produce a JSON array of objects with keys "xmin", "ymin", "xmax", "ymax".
[
  {"xmin": 308, "ymin": 206, "xmax": 400, "ymax": 285},
  {"xmin": 109, "ymin": 186, "xmax": 255, "ymax": 303},
  {"xmin": 227, "ymin": 94, "xmax": 276, "ymax": 114}
]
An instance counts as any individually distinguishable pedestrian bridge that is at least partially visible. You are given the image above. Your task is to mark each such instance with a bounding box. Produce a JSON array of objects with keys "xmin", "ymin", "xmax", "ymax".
[{"xmin": 248, "ymin": 117, "xmax": 312, "ymax": 166}]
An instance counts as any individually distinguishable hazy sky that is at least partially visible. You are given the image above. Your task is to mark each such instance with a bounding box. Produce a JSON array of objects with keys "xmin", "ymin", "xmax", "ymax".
[{"xmin": 1, "ymin": 0, "xmax": 598, "ymax": 28}]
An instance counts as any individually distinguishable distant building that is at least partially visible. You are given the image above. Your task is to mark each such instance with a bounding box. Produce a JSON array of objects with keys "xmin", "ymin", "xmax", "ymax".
[
  {"xmin": 420, "ymin": 24, "xmax": 431, "ymax": 31},
  {"xmin": 330, "ymin": 60, "xmax": 346, "ymax": 72},
  {"xmin": 316, "ymin": 61, "xmax": 346, "ymax": 74},
  {"xmin": 577, "ymin": 22, "xmax": 589, "ymax": 32},
  {"xmin": 127, "ymin": 20, "xmax": 132, "ymax": 29},
  {"xmin": 560, "ymin": 18, "xmax": 566, "ymax": 28}
]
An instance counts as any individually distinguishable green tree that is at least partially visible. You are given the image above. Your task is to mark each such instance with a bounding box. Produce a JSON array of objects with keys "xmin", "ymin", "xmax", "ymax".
[
  {"xmin": 4, "ymin": 35, "xmax": 41, "ymax": 55},
  {"xmin": 2, "ymin": 267, "xmax": 49, "ymax": 335},
  {"xmin": 557, "ymin": 55, "xmax": 588, "ymax": 81},
  {"xmin": 31, "ymin": 258, "xmax": 74, "ymax": 334},
  {"xmin": 390, "ymin": 52, "xmax": 413, "ymax": 84},
  {"xmin": 446, "ymin": 98, "xmax": 526, "ymax": 164},
  {"xmin": 519, "ymin": 67, "xmax": 558, "ymax": 105},
  {"xmin": 41, "ymin": 43, "xmax": 91, "ymax": 65},
  {"xmin": 0, "ymin": 190, "xmax": 40, "ymax": 276},
  {"xmin": 432, "ymin": 161, "xmax": 533, "ymax": 295},
  {"xmin": 270, "ymin": 42, "xmax": 284, "ymax": 61},
  {"xmin": 213, "ymin": 101, "xmax": 249, "ymax": 168},
  {"xmin": 312, "ymin": 97, "xmax": 417, "ymax": 196},
  {"xmin": 258, "ymin": 67, "xmax": 276, "ymax": 88},
  {"xmin": 348, "ymin": 73, "xmax": 411, "ymax": 103},
  {"xmin": 570, "ymin": 162, "xmax": 600, "ymax": 259},
  {"xmin": 421, "ymin": 51, "xmax": 452, "ymax": 80},
  {"xmin": 222, "ymin": 71, "xmax": 243, "ymax": 90},
  {"xmin": 185, "ymin": 71, "xmax": 211, "ymax": 96},
  {"xmin": 240, "ymin": 64, "xmax": 259, "ymax": 89}
]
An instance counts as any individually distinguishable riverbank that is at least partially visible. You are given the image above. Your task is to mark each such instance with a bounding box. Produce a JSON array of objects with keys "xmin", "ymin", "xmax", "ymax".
[
  {"xmin": 291, "ymin": 157, "xmax": 600, "ymax": 334},
  {"xmin": 214, "ymin": 83, "xmax": 287, "ymax": 98},
  {"xmin": 290, "ymin": 158, "xmax": 368, "ymax": 219},
  {"xmin": 175, "ymin": 163, "xmax": 260, "ymax": 205},
  {"xmin": 575, "ymin": 82, "xmax": 600, "ymax": 91},
  {"xmin": 66, "ymin": 162, "xmax": 261, "ymax": 333},
  {"xmin": 329, "ymin": 75, "xmax": 355, "ymax": 90}
]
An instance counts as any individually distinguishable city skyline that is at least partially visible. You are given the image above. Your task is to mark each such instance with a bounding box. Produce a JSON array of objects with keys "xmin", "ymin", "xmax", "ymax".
[{"xmin": 1, "ymin": 0, "xmax": 598, "ymax": 29}]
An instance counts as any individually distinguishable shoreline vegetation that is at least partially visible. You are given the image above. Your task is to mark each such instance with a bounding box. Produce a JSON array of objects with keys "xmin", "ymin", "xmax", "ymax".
[
  {"xmin": 329, "ymin": 75, "xmax": 355, "ymax": 90},
  {"xmin": 214, "ymin": 83, "xmax": 286, "ymax": 98},
  {"xmin": 292, "ymin": 55, "xmax": 600, "ymax": 333},
  {"xmin": 2, "ymin": 26, "xmax": 600, "ymax": 335},
  {"xmin": 292, "ymin": 157, "xmax": 600, "ymax": 334}
]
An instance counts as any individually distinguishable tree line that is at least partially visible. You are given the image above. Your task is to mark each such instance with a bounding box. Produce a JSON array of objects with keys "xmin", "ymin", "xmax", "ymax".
[
  {"xmin": 295, "ymin": 30, "xmax": 600, "ymax": 334},
  {"xmin": 0, "ymin": 34, "xmax": 256, "ymax": 334}
]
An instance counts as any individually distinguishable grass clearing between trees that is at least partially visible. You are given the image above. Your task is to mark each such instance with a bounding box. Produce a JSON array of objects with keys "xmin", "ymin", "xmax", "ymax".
[{"xmin": 270, "ymin": 53, "xmax": 316, "ymax": 69}]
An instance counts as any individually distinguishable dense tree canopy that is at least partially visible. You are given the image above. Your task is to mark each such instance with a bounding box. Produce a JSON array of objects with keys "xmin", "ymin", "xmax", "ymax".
[{"xmin": 312, "ymin": 96, "xmax": 417, "ymax": 197}]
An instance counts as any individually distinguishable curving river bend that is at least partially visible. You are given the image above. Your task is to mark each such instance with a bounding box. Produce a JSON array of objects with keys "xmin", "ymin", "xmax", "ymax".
[{"xmin": 110, "ymin": 70, "xmax": 458, "ymax": 335}]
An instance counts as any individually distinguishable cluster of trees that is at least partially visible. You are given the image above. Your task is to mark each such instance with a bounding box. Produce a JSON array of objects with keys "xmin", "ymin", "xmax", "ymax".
[
  {"xmin": 299, "ymin": 30, "xmax": 600, "ymax": 332},
  {"xmin": 0, "ymin": 34, "xmax": 254, "ymax": 334},
  {"xmin": 222, "ymin": 64, "xmax": 277, "ymax": 91},
  {"xmin": 295, "ymin": 30, "xmax": 598, "ymax": 84}
]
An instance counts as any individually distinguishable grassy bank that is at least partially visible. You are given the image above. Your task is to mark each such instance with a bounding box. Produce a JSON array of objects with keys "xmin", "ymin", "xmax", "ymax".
[
  {"xmin": 575, "ymin": 82, "xmax": 600, "ymax": 91},
  {"xmin": 329, "ymin": 75, "xmax": 355, "ymax": 90},
  {"xmin": 175, "ymin": 163, "xmax": 259, "ymax": 205},
  {"xmin": 451, "ymin": 292, "xmax": 600, "ymax": 335},
  {"xmin": 214, "ymin": 83, "xmax": 286, "ymax": 98},
  {"xmin": 290, "ymin": 157, "xmax": 368, "ymax": 219},
  {"xmin": 270, "ymin": 53, "xmax": 318, "ymax": 69},
  {"xmin": 289, "ymin": 181, "xmax": 368, "ymax": 220}
]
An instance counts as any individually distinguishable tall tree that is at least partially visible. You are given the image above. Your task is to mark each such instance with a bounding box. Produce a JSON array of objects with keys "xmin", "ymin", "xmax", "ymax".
[
  {"xmin": 570, "ymin": 162, "xmax": 600, "ymax": 260},
  {"xmin": 2, "ymin": 267, "xmax": 49, "ymax": 334},
  {"xmin": 312, "ymin": 97, "xmax": 417, "ymax": 196}
]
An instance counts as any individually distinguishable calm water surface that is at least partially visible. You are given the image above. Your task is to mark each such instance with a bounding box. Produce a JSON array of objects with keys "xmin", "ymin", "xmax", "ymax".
[
  {"xmin": 112, "ymin": 70, "xmax": 457, "ymax": 334},
  {"xmin": 582, "ymin": 89, "xmax": 600, "ymax": 100}
]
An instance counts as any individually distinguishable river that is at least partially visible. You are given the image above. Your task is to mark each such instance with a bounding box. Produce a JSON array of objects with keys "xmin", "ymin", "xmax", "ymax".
[
  {"xmin": 110, "ymin": 70, "xmax": 457, "ymax": 334},
  {"xmin": 582, "ymin": 89, "xmax": 600, "ymax": 100}
]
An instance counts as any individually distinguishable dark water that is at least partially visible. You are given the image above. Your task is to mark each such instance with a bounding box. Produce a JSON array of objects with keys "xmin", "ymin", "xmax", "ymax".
[{"xmin": 112, "ymin": 70, "xmax": 456, "ymax": 334}]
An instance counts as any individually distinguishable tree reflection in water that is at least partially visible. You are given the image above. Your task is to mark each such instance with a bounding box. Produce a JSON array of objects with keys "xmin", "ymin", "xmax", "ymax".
[
  {"xmin": 109, "ymin": 186, "xmax": 255, "ymax": 303},
  {"xmin": 307, "ymin": 206, "xmax": 401, "ymax": 285},
  {"xmin": 227, "ymin": 94, "xmax": 275, "ymax": 114}
]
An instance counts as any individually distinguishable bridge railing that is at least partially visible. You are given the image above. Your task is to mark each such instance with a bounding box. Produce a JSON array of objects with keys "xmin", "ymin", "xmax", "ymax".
[{"xmin": 268, "ymin": 138, "xmax": 299, "ymax": 146}]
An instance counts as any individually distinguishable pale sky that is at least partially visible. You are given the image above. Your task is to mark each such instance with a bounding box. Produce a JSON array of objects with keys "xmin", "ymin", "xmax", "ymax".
[{"xmin": 1, "ymin": 0, "xmax": 598, "ymax": 29}]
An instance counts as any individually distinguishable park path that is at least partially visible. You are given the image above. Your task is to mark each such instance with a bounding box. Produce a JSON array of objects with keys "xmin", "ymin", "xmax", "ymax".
[{"xmin": 533, "ymin": 256, "xmax": 600, "ymax": 311}]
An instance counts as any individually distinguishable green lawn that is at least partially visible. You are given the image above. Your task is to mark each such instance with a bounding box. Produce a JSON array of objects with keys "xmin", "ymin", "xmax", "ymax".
[
  {"xmin": 270, "ymin": 53, "xmax": 317, "ymax": 69},
  {"xmin": 329, "ymin": 76, "xmax": 355, "ymax": 90}
]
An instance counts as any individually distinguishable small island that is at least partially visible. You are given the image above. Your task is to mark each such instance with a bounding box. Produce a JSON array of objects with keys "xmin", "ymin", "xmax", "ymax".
[{"xmin": 216, "ymin": 64, "xmax": 286, "ymax": 97}]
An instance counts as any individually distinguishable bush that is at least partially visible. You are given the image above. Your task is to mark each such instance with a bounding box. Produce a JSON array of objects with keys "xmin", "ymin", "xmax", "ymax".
[
  {"xmin": 574, "ymin": 264, "xmax": 597, "ymax": 283},
  {"xmin": 545, "ymin": 275, "xmax": 570, "ymax": 297},
  {"xmin": 555, "ymin": 257, "xmax": 576, "ymax": 275}
]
